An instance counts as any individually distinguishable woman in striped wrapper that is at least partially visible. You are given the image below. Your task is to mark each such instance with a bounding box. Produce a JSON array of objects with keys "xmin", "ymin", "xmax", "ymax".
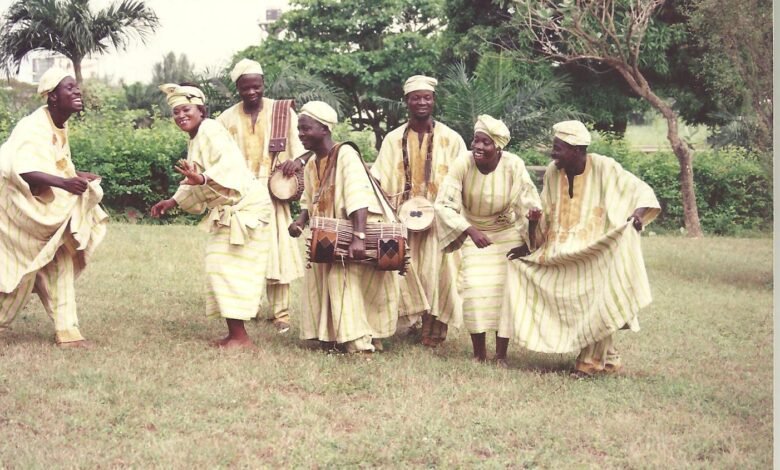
[
  {"xmin": 434, "ymin": 115, "xmax": 542, "ymax": 365},
  {"xmin": 150, "ymin": 83, "xmax": 272, "ymax": 349}
]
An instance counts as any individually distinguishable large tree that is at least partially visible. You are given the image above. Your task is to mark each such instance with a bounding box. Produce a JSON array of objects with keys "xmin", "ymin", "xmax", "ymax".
[
  {"xmin": 512, "ymin": 0, "xmax": 704, "ymax": 237},
  {"xmin": 0, "ymin": 0, "xmax": 159, "ymax": 84},
  {"xmin": 240, "ymin": 0, "xmax": 443, "ymax": 148},
  {"xmin": 684, "ymin": 0, "xmax": 772, "ymax": 158}
]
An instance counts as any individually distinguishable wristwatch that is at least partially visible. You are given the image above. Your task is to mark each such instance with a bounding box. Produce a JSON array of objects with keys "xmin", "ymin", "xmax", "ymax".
[{"xmin": 353, "ymin": 231, "xmax": 366, "ymax": 240}]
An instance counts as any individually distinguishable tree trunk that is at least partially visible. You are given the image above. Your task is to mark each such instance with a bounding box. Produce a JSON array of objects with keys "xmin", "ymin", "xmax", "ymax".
[
  {"xmin": 72, "ymin": 58, "xmax": 83, "ymax": 85},
  {"xmin": 615, "ymin": 66, "xmax": 704, "ymax": 237},
  {"xmin": 662, "ymin": 109, "xmax": 703, "ymax": 237}
]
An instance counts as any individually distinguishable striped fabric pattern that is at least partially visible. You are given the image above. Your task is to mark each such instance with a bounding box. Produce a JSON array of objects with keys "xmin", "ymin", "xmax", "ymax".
[
  {"xmin": 204, "ymin": 226, "xmax": 269, "ymax": 321},
  {"xmin": 172, "ymin": 119, "xmax": 272, "ymax": 320},
  {"xmin": 0, "ymin": 106, "xmax": 107, "ymax": 340},
  {"xmin": 498, "ymin": 154, "xmax": 661, "ymax": 353},
  {"xmin": 299, "ymin": 145, "xmax": 399, "ymax": 344},
  {"xmin": 370, "ymin": 122, "xmax": 466, "ymax": 326},
  {"xmin": 436, "ymin": 153, "xmax": 541, "ymax": 334}
]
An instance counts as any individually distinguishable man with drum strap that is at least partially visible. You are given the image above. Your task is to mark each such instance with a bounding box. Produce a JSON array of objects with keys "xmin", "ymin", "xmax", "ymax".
[
  {"xmin": 288, "ymin": 101, "xmax": 399, "ymax": 353},
  {"xmin": 217, "ymin": 59, "xmax": 307, "ymax": 334},
  {"xmin": 370, "ymin": 75, "xmax": 467, "ymax": 347}
]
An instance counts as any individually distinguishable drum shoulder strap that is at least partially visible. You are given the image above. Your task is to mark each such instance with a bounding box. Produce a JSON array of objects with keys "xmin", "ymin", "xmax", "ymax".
[
  {"xmin": 401, "ymin": 122, "xmax": 435, "ymax": 201},
  {"xmin": 268, "ymin": 99, "xmax": 295, "ymax": 157}
]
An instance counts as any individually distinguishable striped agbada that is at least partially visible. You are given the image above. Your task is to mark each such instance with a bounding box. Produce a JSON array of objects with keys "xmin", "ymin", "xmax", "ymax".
[
  {"xmin": 0, "ymin": 106, "xmax": 108, "ymax": 343},
  {"xmin": 172, "ymin": 119, "xmax": 272, "ymax": 321},
  {"xmin": 498, "ymin": 153, "xmax": 660, "ymax": 369},
  {"xmin": 300, "ymin": 144, "xmax": 399, "ymax": 351},
  {"xmin": 217, "ymin": 98, "xmax": 305, "ymax": 323},
  {"xmin": 435, "ymin": 152, "xmax": 541, "ymax": 334},
  {"xmin": 370, "ymin": 122, "xmax": 466, "ymax": 337}
]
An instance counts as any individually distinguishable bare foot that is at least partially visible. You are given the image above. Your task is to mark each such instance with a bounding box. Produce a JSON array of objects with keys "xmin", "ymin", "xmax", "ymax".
[
  {"xmin": 58, "ymin": 340, "xmax": 91, "ymax": 349},
  {"xmin": 472, "ymin": 356, "xmax": 487, "ymax": 364},
  {"xmin": 494, "ymin": 358, "xmax": 509, "ymax": 369},
  {"xmin": 211, "ymin": 336, "xmax": 255, "ymax": 349}
]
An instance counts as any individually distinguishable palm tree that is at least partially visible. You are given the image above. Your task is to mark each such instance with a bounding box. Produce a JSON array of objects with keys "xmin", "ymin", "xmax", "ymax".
[
  {"xmin": 0, "ymin": 0, "xmax": 159, "ymax": 84},
  {"xmin": 438, "ymin": 57, "xmax": 587, "ymax": 150}
]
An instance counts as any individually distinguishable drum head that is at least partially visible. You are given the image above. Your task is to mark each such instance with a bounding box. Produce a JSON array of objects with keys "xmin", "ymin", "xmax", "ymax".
[
  {"xmin": 269, "ymin": 171, "xmax": 299, "ymax": 201},
  {"xmin": 399, "ymin": 196, "xmax": 434, "ymax": 232}
]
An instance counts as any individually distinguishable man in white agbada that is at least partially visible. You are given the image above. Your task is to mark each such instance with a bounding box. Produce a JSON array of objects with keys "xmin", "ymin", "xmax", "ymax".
[
  {"xmin": 289, "ymin": 101, "xmax": 399, "ymax": 353},
  {"xmin": 498, "ymin": 120, "xmax": 661, "ymax": 376},
  {"xmin": 435, "ymin": 115, "xmax": 541, "ymax": 363},
  {"xmin": 0, "ymin": 67, "xmax": 108, "ymax": 347},
  {"xmin": 370, "ymin": 75, "xmax": 466, "ymax": 347},
  {"xmin": 216, "ymin": 59, "xmax": 306, "ymax": 334},
  {"xmin": 151, "ymin": 83, "xmax": 272, "ymax": 349}
]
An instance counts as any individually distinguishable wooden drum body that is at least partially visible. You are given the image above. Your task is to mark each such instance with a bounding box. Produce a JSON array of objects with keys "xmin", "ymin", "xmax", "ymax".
[
  {"xmin": 307, "ymin": 216, "xmax": 409, "ymax": 274},
  {"xmin": 268, "ymin": 166, "xmax": 304, "ymax": 202}
]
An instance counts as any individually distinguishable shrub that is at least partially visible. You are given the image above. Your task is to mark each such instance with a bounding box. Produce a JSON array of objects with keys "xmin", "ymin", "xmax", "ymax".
[
  {"xmin": 590, "ymin": 142, "xmax": 772, "ymax": 235},
  {"xmin": 69, "ymin": 109, "xmax": 188, "ymax": 217}
]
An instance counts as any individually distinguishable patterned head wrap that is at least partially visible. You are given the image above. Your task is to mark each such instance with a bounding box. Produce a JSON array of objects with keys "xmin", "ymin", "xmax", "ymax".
[
  {"xmin": 474, "ymin": 114, "xmax": 511, "ymax": 149},
  {"xmin": 553, "ymin": 120, "xmax": 591, "ymax": 146},
  {"xmin": 230, "ymin": 58, "xmax": 264, "ymax": 83},
  {"xmin": 299, "ymin": 101, "xmax": 338, "ymax": 130},
  {"xmin": 159, "ymin": 83, "xmax": 206, "ymax": 108}
]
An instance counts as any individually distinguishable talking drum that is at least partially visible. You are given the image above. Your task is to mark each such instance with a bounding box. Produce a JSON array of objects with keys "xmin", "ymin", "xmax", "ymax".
[
  {"xmin": 307, "ymin": 216, "xmax": 409, "ymax": 274},
  {"xmin": 398, "ymin": 196, "xmax": 435, "ymax": 232},
  {"xmin": 268, "ymin": 166, "xmax": 304, "ymax": 202}
]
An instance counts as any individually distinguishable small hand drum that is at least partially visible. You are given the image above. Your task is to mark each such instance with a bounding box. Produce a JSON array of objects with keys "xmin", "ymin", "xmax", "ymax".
[
  {"xmin": 398, "ymin": 196, "xmax": 434, "ymax": 232},
  {"xmin": 268, "ymin": 166, "xmax": 304, "ymax": 202}
]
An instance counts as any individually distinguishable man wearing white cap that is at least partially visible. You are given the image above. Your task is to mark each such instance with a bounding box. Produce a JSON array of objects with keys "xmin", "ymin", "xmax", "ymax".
[
  {"xmin": 370, "ymin": 75, "xmax": 467, "ymax": 347},
  {"xmin": 0, "ymin": 67, "xmax": 108, "ymax": 347},
  {"xmin": 498, "ymin": 120, "xmax": 661, "ymax": 376},
  {"xmin": 288, "ymin": 101, "xmax": 399, "ymax": 353},
  {"xmin": 217, "ymin": 58, "xmax": 306, "ymax": 334}
]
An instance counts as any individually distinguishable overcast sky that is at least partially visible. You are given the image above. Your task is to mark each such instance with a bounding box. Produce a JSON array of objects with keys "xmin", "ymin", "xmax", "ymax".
[{"xmin": 0, "ymin": 0, "xmax": 290, "ymax": 84}]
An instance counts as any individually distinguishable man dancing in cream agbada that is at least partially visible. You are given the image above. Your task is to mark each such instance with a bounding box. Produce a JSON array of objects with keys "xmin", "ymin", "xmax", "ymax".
[
  {"xmin": 0, "ymin": 68, "xmax": 108, "ymax": 347},
  {"xmin": 216, "ymin": 59, "xmax": 306, "ymax": 334},
  {"xmin": 371, "ymin": 75, "xmax": 466, "ymax": 347},
  {"xmin": 498, "ymin": 120, "xmax": 661, "ymax": 376}
]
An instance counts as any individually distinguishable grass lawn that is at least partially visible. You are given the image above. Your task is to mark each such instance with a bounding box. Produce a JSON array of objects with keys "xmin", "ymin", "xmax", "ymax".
[
  {"xmin": 624, "ymin": 116, "xmax": 710, "ymax": 152},
  {"xmin": 0, "ymin": 224, "xmax": 772, "ymax": 467}
]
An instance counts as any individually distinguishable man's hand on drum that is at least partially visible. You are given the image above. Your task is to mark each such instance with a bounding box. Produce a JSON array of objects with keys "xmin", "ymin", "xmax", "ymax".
[
  {"xmin": 348, "ymin": 236, "xmax": 367, "ymax": 260},
  {"xmin": 465, "ymin": 226, "xmax": 492, "ymax": 248},
  {"xmin": 278, "ymin": 159, "xmax": 302, "ymax": 177},
  {"xmin": 175, "ymin": 159, "xmax": 205, "ymax": 185},
  {"xmin": 507, "ymin": 244, "xmax": 531, "ymax": 260}
]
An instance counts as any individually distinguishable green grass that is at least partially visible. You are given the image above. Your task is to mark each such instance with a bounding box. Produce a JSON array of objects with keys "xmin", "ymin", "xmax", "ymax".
[
  {"xmin": 625, "ymin": 115, "xmax": 710, "ymax": 152},
  {"xmin": 0, "ymin": 224, "xmax": 772, "ymax": 467}
]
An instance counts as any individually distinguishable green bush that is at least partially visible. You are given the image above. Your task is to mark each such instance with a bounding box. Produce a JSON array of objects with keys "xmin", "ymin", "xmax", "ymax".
[
  {"xmin": 69, "ymin": 109, "xmax": 188, "ymax": 217},
  {"xmin": 590, "ymin": 142, "xmax": 771, "ymax": 235}
]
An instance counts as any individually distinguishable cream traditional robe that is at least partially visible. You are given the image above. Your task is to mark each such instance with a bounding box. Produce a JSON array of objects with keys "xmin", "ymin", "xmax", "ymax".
[
  {"xmin": 0, "ymin": 106, "xmax": 108, "ymax": 343},
  {"xmin": 299, "ymin": 144, "xmax": 399, "ymax": 350},
  {"xmin": 498, "ymin": 154, "xmax": 660, "ymax": 369},
  {"xmin": 217, "ymin": 98, "xmax": 305, "ymax": 319},
  {"xmin": 371, "ymin": 122, "xmax": 466, "ymax": 329},
  {"xmin": 172, "ymin": 119, "xmax": 272, "ymax": 321},
  {"xmin": 436, "ymin": 152, "xmax": 541, "ymax": 334}
]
